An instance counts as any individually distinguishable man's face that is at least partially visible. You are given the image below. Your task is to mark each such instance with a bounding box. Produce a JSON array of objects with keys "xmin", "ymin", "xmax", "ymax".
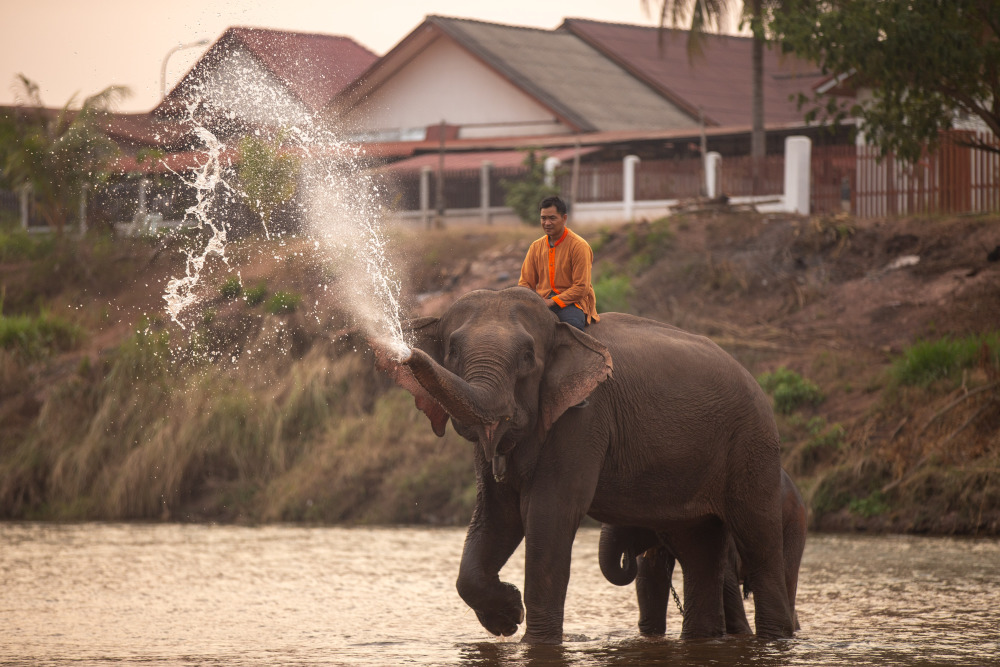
[{"xmin": 540, "ymin": 206, "xmax": 567, "ymax": 240}]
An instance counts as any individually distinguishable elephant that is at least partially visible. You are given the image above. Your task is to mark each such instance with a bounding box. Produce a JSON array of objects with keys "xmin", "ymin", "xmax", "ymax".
[
  {"xmin": 598, "ymin": 468, "xmax": 807, "ymax": 636},
  {"xmin": 373, "ymin": 287, "xmax": 794, "ymax": 643}
]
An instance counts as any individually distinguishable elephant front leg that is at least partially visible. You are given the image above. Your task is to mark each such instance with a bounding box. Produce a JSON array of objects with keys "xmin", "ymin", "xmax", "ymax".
[
  {"xmin": 456, "ymin": 472, "xmax": 526, "ymax": 637},
  {"xmin": 520, "ymin": 517, "xmax": 578, "ymax": 644}
]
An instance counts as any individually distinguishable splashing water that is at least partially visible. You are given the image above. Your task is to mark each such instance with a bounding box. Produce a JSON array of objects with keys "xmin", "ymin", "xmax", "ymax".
[
  {"xmin": 163, "ymin": 107, "xmax": 231, "ymax": 328},
  {"xmin": 160, "ymin": 70, "xmax": 411, "ymax": 359}
]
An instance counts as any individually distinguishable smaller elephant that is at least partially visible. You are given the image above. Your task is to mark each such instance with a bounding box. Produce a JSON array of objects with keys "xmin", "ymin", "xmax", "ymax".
[{"xmin": 600, "ymin": 469, "xmax": 806, "ymax": 636}]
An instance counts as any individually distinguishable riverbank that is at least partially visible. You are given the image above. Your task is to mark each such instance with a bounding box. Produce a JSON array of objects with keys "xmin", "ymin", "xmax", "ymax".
[{"xmin": 1, "ymin": 210, "xmax": 998, "ymax": 533}]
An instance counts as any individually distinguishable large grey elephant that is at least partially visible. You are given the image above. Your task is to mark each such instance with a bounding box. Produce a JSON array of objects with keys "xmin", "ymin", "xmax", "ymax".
[
  {"xmin": 374, "ymin": 287, "xmax": 794, "ymax": 643},
  {"xmin": 599, "ymin": 468, "xmax": 807, "ymax": 636}
]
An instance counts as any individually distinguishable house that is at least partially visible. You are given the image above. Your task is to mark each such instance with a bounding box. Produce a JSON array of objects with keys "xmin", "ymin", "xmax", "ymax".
[
  {"xmin": 326, "ymin": 15, "xmax": 701, "ymax": 143},
  {"xmin": 156, "ymin": 26, "xmax": 378, "ymax": 132},
  {"xmin": 90, "ymin": 27, "xmax": 379, "ymax": 232}
]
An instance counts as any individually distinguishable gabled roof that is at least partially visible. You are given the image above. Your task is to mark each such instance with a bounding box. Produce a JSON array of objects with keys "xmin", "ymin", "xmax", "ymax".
[
  {"xmin": 560, "ymin": 18, "xmax": 829, "ymax": 128},
  {"xmin": 157, "ymin": 26, "xmax": 378, "ymax": 117},
  {"xmin": 332, "ymin": 15, "xmax": 700, "ymax": 133}
]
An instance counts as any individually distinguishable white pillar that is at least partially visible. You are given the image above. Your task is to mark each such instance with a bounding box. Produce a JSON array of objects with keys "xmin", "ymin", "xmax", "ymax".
[
  {"xmin": 784, "ymin": 136, "xmax": 812, "ymax": 215},
  {"xmin": 420, "ymin": 166, "xmax": 432, "ymax": 229},
  {"xmin": 705, "ymin": 152, "xmax": 722, "ymax": 199},
  {"xmin": 544, "ymin": 156, "xmax": 561, "ymax": 188},
  {"xmin": 623, "ymin": 155, "xmax": 640, "ymax": 221},
  {"xmin": 480, "ymin": 161, "xmax": 493, "ymax": 225}
]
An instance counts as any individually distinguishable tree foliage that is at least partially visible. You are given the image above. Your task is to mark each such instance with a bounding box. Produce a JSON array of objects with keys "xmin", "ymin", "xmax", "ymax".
[
  {"xmin": 502, "ymin": 150, "xmax": 560, "ymax": 225},
  {"xmin": 236, "ymin": 132, "xmax": 300, "ymax": 238},
  {"xmin": 773, "ymin": 0, "xmax": 1000, "ymax": 163},
  {"xmin": 0, "ymin": 75, "xmax": 127, "ymax": 232}
]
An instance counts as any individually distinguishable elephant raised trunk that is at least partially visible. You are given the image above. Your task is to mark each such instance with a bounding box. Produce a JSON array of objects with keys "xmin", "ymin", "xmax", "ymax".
[
  {"xmin": 404, "ymin": 348, "xmax": 514, "ymax": 474},
  {"xmin": 405, "ymin": 347, "xmax": 489, "ymax": 426}
]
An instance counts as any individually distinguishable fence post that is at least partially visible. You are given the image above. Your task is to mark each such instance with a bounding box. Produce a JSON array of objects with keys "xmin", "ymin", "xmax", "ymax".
[
  {"xmin": 623, "ymin": 155, "xmax": 640, "ymax": 221},
  {"xmin": 480, "ymin": 161, "xmax": 493, "ymax": 225},
  {"xmin": 544, "ymin": 156, "xmax": 561, "ymax": 188},
  {"xmin": 420, "ymin": 166, "xmax": 432, "ymax": 229},
  {"xmin": 705, "ymin": 152, "xmax": 722, "ymax": 198},
  {"xmin": 784, "ymin": 136, "xmax": 812, "ymax": 215}
]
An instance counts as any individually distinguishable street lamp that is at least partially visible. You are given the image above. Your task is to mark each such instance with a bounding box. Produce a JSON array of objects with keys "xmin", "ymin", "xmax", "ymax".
[{"xmin": 160, "ymin": 39, "xmax": 210, "ymax": 99}]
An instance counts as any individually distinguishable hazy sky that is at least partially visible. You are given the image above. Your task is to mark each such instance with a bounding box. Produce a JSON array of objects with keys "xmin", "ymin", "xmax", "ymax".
[{"xmin": 1, "ymin": 0, "xmax": 671, "ymax": 113}]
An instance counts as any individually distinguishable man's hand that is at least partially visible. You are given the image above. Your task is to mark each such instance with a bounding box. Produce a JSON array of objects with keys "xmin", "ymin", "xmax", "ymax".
[{"xmin": 544, "ymin": 298, "xmax": 556, "ymax": 308}]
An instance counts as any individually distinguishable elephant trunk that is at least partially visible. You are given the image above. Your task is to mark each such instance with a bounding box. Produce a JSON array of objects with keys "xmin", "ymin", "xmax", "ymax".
[
  {"xmin": 404, "ymin": 348, "xmax": 490, "ymax": 426},
  {"xmin": 599, "ymin": 526, "xmax": 639, "ymax": 586}
]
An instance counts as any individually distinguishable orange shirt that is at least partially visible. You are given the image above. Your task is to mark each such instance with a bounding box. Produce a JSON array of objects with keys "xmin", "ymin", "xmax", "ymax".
[{"xmin": 518, "ymin": 227, "xmax": 600, "ymax": 324}]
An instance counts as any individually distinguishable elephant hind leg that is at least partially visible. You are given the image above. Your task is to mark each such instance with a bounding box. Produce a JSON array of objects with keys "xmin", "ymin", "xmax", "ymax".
[
  {"xmin": 731, "ymin": 521, "xmax": 795, "ymax": 638},
  {"xmin": 635, "ymin": 546, "xmax": 674, "ymax": 636},
  {"xmin": 670, "ymin": 520, "xmax": 727, "ymax": 639}
]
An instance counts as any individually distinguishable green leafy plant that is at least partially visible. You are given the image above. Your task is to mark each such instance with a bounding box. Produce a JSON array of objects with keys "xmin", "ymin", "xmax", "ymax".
[
  {"xmin": 0, "ymin": 311, "xmax": 82, "ymax": 358},
  {"xmin": 890, "ymin": 333, "xmax": 999, "ymax": 387},
  {"xmin": 502, "ymin": 149, "xmax": 561, "ymax": 225},
  {"xmin": 265, "ymin": 291, "xmax": 302, "ymax": 315},
  {"xmin": 236, "ymin": 132, "xmax": 300, "ymax": 238},
  {"xmin": 0, "ymin": 75, "xmax": 127, "ymax": 232},
  {"xmin": 243, "ymin": 284, "xmax": 267, "ymax": 307},
  {"xmin": 848, "ymin": 491, "xmax": 890, "ymax": 518},
  {"xmin": 593, "ymin": 270, "xmax": 634, "ymax": 314},
  {"xmin": 758, "ymin": 366, "xmax": 825, "ymax": 414},
  {"xmin": 219, "ymin": 276, "xmax": 242, "ymax": 300}
]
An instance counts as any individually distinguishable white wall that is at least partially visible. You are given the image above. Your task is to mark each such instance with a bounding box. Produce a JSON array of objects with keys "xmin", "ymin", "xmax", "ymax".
[{"xmin": 338, "ymin": 36, "xmax": 572, "ymax": 139}]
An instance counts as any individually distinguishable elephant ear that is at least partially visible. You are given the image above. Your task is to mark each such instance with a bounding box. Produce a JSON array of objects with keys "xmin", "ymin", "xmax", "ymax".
[
  {"xmin": 540, "ymin": 323, "xmax": 613, "ymax": 434},
  {"xmin": 371, "ymin": 317, "xmax": 450, "ymax": 437}
]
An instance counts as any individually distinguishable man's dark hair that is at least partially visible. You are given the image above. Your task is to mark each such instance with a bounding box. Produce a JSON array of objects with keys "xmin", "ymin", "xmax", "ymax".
[{"xmin": 539, "ymin": 196, "xmax": 567, "ymax": 215}]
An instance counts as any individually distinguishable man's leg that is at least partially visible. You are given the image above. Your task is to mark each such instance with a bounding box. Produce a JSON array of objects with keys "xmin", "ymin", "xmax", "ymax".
[{"xmin": 550, "ymin": 303, "xmax": 586, "ymax": 331}]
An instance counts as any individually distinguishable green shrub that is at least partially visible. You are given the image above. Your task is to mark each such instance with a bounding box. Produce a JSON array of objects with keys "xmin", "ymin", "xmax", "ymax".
[
  {"xmin": 758, "ymin": 366, "xmax": 824, "ymax": 414},
  {"xmin": 890, "ymin": 333, "xmax": 999, "ymax": 387},
  {"xmin": 849, "ymin": 491, "xmax": 890, "ymax": 518},
  {"xmin": 0, "ymin": 228, "xmax": 56, "ymax": 262},
  {"xmin": 594, "ymin": 272, "xmax": 634, "ymax": 314},
  {"xmin": 266, "ymin": 291, "xmax": 302, "ymax": 314},
  {"xmin": 243, "ymin": 284, "xmax": 267, "ymax": 306},
  {"xmin": 501, "ymin": 149, "xmax": 561, "ymax": 225},
  {"xmin": 0, "ymin": 312, "xmax": 82, "ymax": 358},
  {"xmin": 220, "ymin": 276, "xmax": 242, "ymax": 300}
]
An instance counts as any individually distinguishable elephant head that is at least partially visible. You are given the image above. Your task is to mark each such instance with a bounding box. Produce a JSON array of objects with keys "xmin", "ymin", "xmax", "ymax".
[{"xmin": 374, "ymin": 288, "xmax": 612, "ymax": 481}]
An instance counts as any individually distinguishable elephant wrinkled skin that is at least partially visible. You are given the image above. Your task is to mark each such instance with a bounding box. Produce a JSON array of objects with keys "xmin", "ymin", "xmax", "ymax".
[{"xmin": 374, "ymin": 287, "xmax": 794, "ymax": 643}]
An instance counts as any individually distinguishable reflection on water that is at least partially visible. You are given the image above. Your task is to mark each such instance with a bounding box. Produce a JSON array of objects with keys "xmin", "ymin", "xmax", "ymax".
[{"xmin": 1, "ymin": 524, "xmax": 997, "ymax": 666}]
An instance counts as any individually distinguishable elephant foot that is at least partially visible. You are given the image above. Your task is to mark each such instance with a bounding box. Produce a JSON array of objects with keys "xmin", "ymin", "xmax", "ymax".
[
  {"xmin": 638, "ymin": 621, "xmax": 666, "ymax": 636},
  {"xmin": 475, "ymin": 605, "xmax": 525, "ymax": 637},
  {"xmin": 469, "ymin": 582, "xmax": 524, "ymax": 637},
  {"xmin": 520, "ymin": 630, "xmax": 563, "ymax": 644}
]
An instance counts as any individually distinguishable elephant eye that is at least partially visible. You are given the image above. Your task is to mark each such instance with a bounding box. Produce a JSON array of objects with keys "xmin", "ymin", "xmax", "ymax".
[
  {"xmin": 518, "ymin": 347, "xmax": 536, "ymax": 373},
  {"xmin": 446, "ymin": 337, "xmax": 461, "ymax": 362}
]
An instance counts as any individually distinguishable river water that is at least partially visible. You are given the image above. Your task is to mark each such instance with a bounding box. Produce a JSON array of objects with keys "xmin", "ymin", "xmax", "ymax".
[{"xmin": 1, "ymin": 524, "xmax": 997, "ymax": 666}]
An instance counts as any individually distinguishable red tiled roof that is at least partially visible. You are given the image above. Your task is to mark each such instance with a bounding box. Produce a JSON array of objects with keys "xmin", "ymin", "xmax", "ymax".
[
  {"xmin": 561, "ymin": 19, "xmax": 830, "ymax": 128},
  {"xmin": 158, "ymin": 27, "xmax": 378, "ymax": 116}
]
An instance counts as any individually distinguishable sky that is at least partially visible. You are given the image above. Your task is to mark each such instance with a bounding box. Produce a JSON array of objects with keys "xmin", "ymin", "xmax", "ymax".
[{"xmin": 1, "ymin": 0, "xmax": 674, "ymax": 113}]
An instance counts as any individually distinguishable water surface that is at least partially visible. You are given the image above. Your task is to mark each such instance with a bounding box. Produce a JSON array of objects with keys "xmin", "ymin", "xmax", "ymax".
[{"xmin": 1, "ymin": 524, "xmax": 997, "ymax": 666}]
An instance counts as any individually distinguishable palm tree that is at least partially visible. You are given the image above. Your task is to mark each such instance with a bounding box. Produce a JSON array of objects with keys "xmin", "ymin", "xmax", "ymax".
[
  {"xmin": 0, "ymin": 75, "xmax": 128, "ymax": 232},
  {"xmin": 645, "ymin": 0, "xmax": 772, "ymax": 194}
]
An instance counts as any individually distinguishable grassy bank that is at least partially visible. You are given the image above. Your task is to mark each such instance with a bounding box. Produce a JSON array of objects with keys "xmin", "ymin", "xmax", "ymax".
[{"xmin": 1, "ymin": 214, "xmax": 998, "ymax": 533}]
